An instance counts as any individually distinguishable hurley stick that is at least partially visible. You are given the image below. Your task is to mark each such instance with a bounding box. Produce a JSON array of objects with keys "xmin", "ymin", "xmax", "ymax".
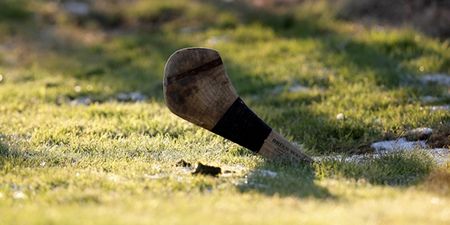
[{"xmin": 163, "ymin": 47, "xmax": 313, "ymax": 163}]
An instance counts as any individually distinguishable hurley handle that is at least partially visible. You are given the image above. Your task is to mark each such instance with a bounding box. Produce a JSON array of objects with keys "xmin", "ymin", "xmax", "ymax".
[
  {"xmin": 259, "ymin": 131, "xmax": 313, "ymax": 163},
  {"xmin": 210, "ymin": 97, "xmax": 313, "ymax": 163}
]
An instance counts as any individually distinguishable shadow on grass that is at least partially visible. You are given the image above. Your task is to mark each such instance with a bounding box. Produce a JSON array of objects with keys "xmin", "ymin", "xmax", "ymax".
[
  {"xmin": 234, "ymin": 151, "xmax": 434, "ymax": 200},
  {"xmin": 237, "ymin": 160, "xmax": 334, "ymax": 199},
  {"xmin": 199, "ymin": 0, "xmax": 450, "ymax": 153},
  {"xmin": 317, "ymin": 151, "xmax": 435, "ymax": 186},
  {"xmin": 0, "ymin": 1, "xmax": 191, "ymax": 102},
  {"xmin": 0, "ymin": 0, "xmax": 442, "ymax": 200},
  {"xmin": 1, "ymin": 0, "xmax": 446, "ymax": 152},
  {"xmin": 201, "ymin": 0, "xmax": 448, "ymax": 86}
]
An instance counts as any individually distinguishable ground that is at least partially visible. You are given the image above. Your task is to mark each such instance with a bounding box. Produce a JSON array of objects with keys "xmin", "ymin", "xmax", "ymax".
[{"xmin": 0, "ymin": 0, "xmax": 449, "ymax": 224}]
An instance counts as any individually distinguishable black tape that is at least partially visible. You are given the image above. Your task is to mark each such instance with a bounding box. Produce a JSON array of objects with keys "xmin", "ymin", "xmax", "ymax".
[{"xmin": 211, "ymin": 98, "xmax": 272, "ymax": 153}]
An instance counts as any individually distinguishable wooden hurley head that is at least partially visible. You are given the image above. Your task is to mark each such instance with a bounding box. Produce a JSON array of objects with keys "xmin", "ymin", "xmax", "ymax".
[
  {"xmin": 164, "ymin": 48, "xmax": 238, "ymax": 130},
  {"xmin": 164, "ymin": 47, "xmax": 313, "ymax": 163}
]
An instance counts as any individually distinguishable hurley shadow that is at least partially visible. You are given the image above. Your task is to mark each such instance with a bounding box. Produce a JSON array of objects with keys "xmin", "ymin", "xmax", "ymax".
[
  {"xmin": 199, "ymin": 0, "xmax": 439, "ymax": 191},
  {"xmin": 199, "ymin": 0, "xmax": 449, "ymax": 154},
  {"xmin": 0, "ymin": 0, "xmax": 441, "ymax": 199},
  {"xmin": 319, "ymin": 151, "xmax": 435, "ymax": 186},
  {"xmin": 237, "ymin": 160, "xmax": 333, "ymax": 199}
]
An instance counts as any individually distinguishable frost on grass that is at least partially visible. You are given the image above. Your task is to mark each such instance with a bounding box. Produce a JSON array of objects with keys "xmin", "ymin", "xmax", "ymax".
[
  {"xmin": 288, "ymin": 84, "xmax": 310, "ymax": 93},
  {"xmin": 60, "ymin": 92, "xmax": 148, "ymax": 106},
  {"xmin": 314, "ymin": 149, "xmax": 449, "ymax": 165},
  {"xmin": 315, "ymin": 127, "xmax": 449, "ymax": 165},
  {"xmin": 370, "ymin": 138, "xmax": 427, "ymax": 152},
  {"xmin": 252, "ymin": 169, "xmax": 278, "ymax": 178},
  {"xmin": 12, "ymin": 191, "xmax": 27, "ymax": 200},
  {"xmin": 420, "ymin": 96, "xmax": 440, "ymax": 104},
  {"xmin": 116, "ymin": 92, "xmax": 147, "ymax": 102},
  {"xmin": 70, "ymin": 96, "xmax": 93, "ymax": 106},
  {"xmin": 429, "ymin": 105, "xmax": 450, "ymax": 112},
  {"xmin": 416, "ymin": 73, "xmax": 450, "ymax": 112},
  {"xmin": 420, "ymin": 74, "xmax": 450, "ymax": 86}
]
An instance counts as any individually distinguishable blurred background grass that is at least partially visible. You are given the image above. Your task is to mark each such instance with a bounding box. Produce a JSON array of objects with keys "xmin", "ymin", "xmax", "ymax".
[
  {"xmin": 0, "ymin": 1, "xmax": 449, "ymax": 224},
  {"xmin": 0, "ymin": 0, "xmax": 449, "ymax": 153}
]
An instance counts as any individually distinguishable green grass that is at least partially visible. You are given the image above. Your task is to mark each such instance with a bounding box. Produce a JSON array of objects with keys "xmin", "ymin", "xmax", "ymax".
[{"xmin": 0, "ymin": 0, "xmax": 449, "ymax": 224}]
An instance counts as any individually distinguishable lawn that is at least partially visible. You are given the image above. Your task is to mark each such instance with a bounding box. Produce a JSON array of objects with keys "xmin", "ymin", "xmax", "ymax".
[{"xmin": 0, "ymin": 0, "xmax": 449, "ymax": 224}]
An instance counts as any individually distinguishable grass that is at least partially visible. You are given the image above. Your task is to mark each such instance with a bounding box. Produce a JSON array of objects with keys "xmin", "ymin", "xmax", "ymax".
[{"xmin": 0, "ymin": 0, "xmax": 449, "ymax": 224}]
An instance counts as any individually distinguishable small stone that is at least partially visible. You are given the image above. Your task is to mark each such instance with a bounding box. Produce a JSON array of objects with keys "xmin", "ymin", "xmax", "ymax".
[
  {"xmin": 70, "ymin": 96, "xmax": 92, "ymax": 106},
  {"xmin": 129, "ymin": 92, "xmax": 147, "ymax": 102},
  {"xmin": 12, "ymin": 191, "xmax": 27, "ymax": 200},
  {"xmin": 405, "ymin": 128, "xmax": 433, "ymax": 141},
  {"xmin": 74, "ymin": 85, "xmax": 82, "ymax": 93},
  {"xmin": 420, "ymin": 96, "xmax": 440, "ymax": 103},
  {"xmin": 288, "ymin": 84, "xmax": 309, "ymax": 93},
  {"xmin": 420, "ymin": 74, "xmax": 450, "ymax": 86},
  {"xmin": 63, "ymin": 1, "xmax": 90, "ymax": 16},
  {"xmin": 116, "ymin": 93, "xmax": 128, "ymax": 101},
  {"xmin": 255, "ymin": 169, "xmax": 278, "ymax": 178},
  {"xmin": 336, "ymin": 113, "xmax": 345, "ymax": 120},
  {"xmin": 192, "ymin": 163, "xmax": 221, "ymax": 176},
  {"xmin": 370, "ymin": 138, "xmax": 427, "ymax": 153},
  {"xmin": 430, "ymin": 197, "xmax": 441, "ymax": 205},
  {"xmin": 116, "ymin": 92, "xmax": 147, "ymax": 102},
  {"xmin": 430, "ymin": 105, "xmax": 450, "ymax": 111}
]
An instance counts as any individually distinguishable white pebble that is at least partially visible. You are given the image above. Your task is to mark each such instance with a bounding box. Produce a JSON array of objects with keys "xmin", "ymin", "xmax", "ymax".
[
  {"xmin": 12, "ymin": 191, "xmax": 27, "ymax": 200},
  {"xmin": 420, "ymin": 74, "xmax": 450, "ymax": 86},
  {"xmin": 430, "ymin": 197, "xmax": 441, "ymax": 205},
  {"xmin": 63, "ymin": 1, "xmax": 90, "ymax": 16},
  {"xmin": 336, "ymin": 113, "xmax": 345, "ymax": 120},
  {"xmin": 288, "ymin": 84, "xmax": 309, "ymax": 93},
  {"xmin": 255, "ymin": 169, "xmax": 278, "ymax": 178},
  {"xmin": 370, "ymin": 138, "xmax": 427, "ymax": 153},
  {"xmin": 74, "ymin": 85, "xmax": 82, "ymax": 92}
]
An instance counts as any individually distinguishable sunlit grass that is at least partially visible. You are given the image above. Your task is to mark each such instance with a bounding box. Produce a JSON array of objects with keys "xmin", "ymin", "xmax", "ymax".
[{"xmin": 0, "ymin": 0, "xmax": 449, "ymax": 224}]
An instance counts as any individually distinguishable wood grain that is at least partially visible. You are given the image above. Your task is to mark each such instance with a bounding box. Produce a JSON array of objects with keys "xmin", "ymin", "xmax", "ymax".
[{"xmin": 259, "ymin": 131, "xmax": 313, "ymax": 163}]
